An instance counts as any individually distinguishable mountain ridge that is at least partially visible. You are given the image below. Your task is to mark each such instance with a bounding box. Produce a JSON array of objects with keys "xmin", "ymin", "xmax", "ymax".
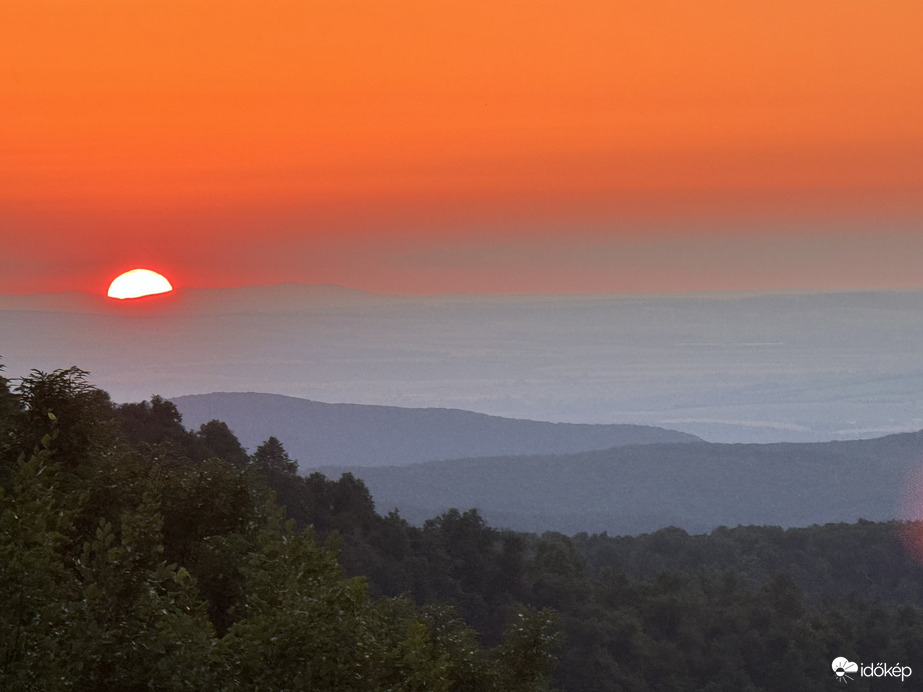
[
  {"xmin": 172, "ymin": 391, "xmax": 701, "ymax": 467},
  {"xmin": 319, "ymin": 429, "xmax": 923, "ymax": 535}
]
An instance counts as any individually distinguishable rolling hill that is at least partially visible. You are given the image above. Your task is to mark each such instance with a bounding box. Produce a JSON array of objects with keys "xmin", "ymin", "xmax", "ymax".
[
  {"xmin": 171, "ymin": 391, "xmax": 700, "ymax": 467},
  {"xmin": 319, "ymin": 430, "xmax": 923, "ymax": 535}
]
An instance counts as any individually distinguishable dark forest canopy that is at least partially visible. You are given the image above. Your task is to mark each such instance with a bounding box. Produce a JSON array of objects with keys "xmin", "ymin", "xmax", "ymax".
[
  {"xmin": 4, "ymin": 365, "xmax": 923, "ymax": 690},
  {"xmin": 0, "ymin": 367, "xmax": 557, "ymax": 690}
]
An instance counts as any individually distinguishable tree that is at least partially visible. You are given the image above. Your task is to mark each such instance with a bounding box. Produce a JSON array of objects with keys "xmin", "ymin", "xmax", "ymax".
[
  {"xmin": 0, "ymin": 447, "xmax": 78, "ymax": 688},
  {"xmin": 1, "ymin": 369, "xmax": 564, "ymax": 688},
  {"xmin": 197, "ymin": 419, "xmax": 249, "ymax": 469},
  {"xmin": 217, "ymin": 522, "xmax": 455, "ymax": 690},
  {"xmin": 251, "ymin": 436, "xmax": 297, "ymax": 475},
  {"xmin": 12, "ymin": 367, "xmax": 115, "ymax": 470},
  {"xmin": 65, "ymin": 492, "xmax": 219, "ymax": 690},
  {"xmin": 0, "ymin": 446, "xmax": 219, "ymax": 690},
  {"xmin": 115, "ymin": 395, "xmax": 203, "ymax": 461},
  {"xmin": 0, "ymin": 359, "xmax": 19, "ymax": 481},
  {"xmin": 155, "ymin": 455, "xmax": 255, "ymax": 635},
  {"xmin": 491, "ymin": 608, "xmax": 561, "ymax": 692}
]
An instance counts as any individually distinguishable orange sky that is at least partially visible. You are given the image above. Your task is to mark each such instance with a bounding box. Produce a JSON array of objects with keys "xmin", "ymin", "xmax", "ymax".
[{"xmin": 2, "ymin": 0, "xmax": 922, "ymax": 294}]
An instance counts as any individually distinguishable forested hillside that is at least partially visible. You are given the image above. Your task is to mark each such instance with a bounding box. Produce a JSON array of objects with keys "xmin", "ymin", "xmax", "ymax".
[
  {"xmin": 5, "ymin": 364, "xmax": 923, "ymax": 690},
  {"xmin": 0, "ymin": 367, "xmax": 557, "ymax": 690},
  {"xmin": 329, "ymin": 434, "xmax": 923, "ymax": 534}
]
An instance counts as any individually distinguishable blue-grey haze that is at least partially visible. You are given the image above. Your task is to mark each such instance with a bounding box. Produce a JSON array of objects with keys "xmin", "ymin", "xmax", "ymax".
[{"xmin": 3, "ymin": 285, "xmax": 923, "ymax": 443}]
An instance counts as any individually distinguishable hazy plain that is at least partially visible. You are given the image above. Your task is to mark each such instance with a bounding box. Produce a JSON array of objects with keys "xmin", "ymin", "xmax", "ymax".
[{"xmin": 3, "ymin": 284, "xmax": 923, "ymax": 443}]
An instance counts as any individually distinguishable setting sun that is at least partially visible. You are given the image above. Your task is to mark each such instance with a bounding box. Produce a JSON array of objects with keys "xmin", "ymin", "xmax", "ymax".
[{"xmin": 107, "ymin": 269, "xmax": 173, "ymax": 299}]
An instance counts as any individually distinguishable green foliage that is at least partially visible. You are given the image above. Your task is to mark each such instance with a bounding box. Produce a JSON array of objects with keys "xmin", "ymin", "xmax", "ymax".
[
  {"xmin": 66, "ymin": 495, "xmax": 219, "ymax": 691},
  {"xmin": 218, "ymin": 524, "xmax": 452, "ymax": 690},
  {"xmin": 17, "ymin": 364, "xmax": 923, "ymax": 689},
  {"xmin": 12, "ymin": 367, "xmax": 116, "ymax": 470},
  {"xmin": 0, "ymin": 448, "xmax": 77, "ymax": 689},
  {"xmin": 251, "ymin": 435, "xmax": 298, "ymax": 475},
  {"xmin": 197, "ymin": 419, "xmax": 249, "ymax": 470},
  {"xmin": 0, "ymin": 360, "xmax": 18, "ymax": 476},
  {"xmin": 0, "ymin": 368, "xmax": 558, "ymax": 690},
  {"xmin": 571, "ymin": 521, "xmax": 923, "ymax": 608},
  {"xmin": 0, "ymin": 446, "xmax": 218, "ymax": 690},
  {"xmin": 491, "ymin": 608, "xmax": 561, "ymax": 692},
  {"xmin": 115, "ymin": 395, "xmax": 203, "ymax": 461}
]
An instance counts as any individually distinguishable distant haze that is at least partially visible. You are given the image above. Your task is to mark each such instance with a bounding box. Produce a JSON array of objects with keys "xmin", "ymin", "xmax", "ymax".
[
  {"xmin": 3, "ymin": 284, "xmax": 923, "ymax": 443},
  {"xmin": 323, "ymin": 431, "xmax": 923, "ymax": 535},
  {"xmin": 172, "ymin": 392, "xmax": 699, "ymax": 467}
]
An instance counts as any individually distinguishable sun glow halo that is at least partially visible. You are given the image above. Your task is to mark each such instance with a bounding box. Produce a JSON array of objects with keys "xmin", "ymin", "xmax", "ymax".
[{"xmin": 107, "ymin": 269, "xmax": 174, "ymax": 299}]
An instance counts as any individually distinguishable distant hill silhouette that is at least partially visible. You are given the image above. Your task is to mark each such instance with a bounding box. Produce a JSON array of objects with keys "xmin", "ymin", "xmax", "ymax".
[
  {"xmin": 171, "ymin": 392, "xmax": 700, "ymax": 467},
  {"xmin": 319, "ymin": 430, "xmax": 923, "ymax": 535},
  {"xmin": 7, "ymin": 286, "xmax": 923, "ymax": 443}
]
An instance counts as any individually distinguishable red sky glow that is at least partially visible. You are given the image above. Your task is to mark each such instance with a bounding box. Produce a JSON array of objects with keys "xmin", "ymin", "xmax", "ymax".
[{"xmin": 2, "ymin": 1, "xmax": 922, "ymax": 295}]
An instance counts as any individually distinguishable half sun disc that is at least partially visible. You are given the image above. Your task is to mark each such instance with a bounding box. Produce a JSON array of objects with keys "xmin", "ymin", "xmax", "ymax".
[{"xmin": 107, "ymin": 269, "xmax": 173, "ymax": 299}]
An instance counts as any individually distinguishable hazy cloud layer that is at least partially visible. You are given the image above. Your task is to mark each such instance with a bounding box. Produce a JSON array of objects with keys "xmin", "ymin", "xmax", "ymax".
[{"xmin": 3, "ymin": 286, "xmax": 923, "ymax": 443}]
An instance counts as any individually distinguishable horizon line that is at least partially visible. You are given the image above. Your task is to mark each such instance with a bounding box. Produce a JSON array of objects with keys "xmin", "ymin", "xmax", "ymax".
[{"xmin": 3, "ymin": 282, "xmax": 923, "ymax": 301}]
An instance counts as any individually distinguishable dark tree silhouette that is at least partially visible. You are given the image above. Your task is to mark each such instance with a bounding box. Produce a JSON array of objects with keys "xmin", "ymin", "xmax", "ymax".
[{"xmin": 251, "ymin": 435, "xmax": 297, "ymax": 474}]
